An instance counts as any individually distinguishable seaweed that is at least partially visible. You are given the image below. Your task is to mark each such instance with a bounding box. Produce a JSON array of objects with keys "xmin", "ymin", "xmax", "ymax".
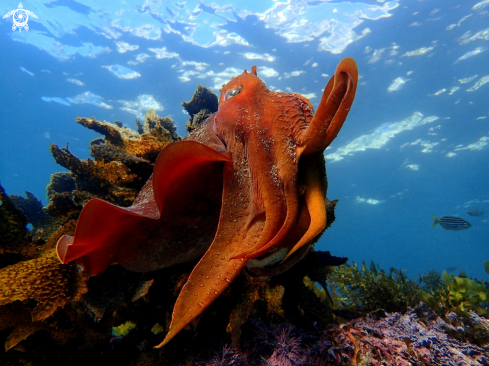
[
  {"xmin": 418, "ymin": 269, "xmax": 489, "ymax": 317},
  {"xmin": 328, "ymin": 260, "xmax": 420, "ymax": 316}
]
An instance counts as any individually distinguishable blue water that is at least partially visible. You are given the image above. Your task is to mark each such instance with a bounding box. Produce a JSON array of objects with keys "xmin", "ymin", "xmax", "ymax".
[{"xmin": 1, "ymin": 0, "xmax": 488, "ymax": 279}]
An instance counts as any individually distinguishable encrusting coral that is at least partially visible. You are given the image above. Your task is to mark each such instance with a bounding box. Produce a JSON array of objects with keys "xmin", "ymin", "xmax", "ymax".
[{"xmin": 0, "ymin": 249, "xmax": 88, "ymax": 350}]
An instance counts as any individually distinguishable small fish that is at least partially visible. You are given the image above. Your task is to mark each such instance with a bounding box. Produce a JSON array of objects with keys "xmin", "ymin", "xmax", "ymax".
[
  {"xmin": 432, "ymin": 215, "xmax": 471, "ymax": 231},
  {"xmin": 467, "ymin": 209, "xmax": 484, "ymax": 216}
]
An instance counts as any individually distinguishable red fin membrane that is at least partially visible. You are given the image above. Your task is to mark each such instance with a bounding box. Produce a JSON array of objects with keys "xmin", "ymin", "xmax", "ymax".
[{"xmin": 57, "ymin": 141, "xmax": 230, "ymax": 275}]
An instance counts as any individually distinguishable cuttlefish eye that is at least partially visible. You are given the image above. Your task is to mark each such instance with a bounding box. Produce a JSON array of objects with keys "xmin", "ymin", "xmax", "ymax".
[{"xmin": 225, "ymin": 86, "xmax": 243, "ymax": 100}]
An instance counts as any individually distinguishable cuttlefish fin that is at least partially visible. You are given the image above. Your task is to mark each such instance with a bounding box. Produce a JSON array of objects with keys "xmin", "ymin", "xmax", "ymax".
[
  {"xmin": 299, "ymin": 57, "xmax": 358, "ymax": 155},
  {"xmin": 157, "ymin": 161, "xmax": 259, "ymax": 347},
  {"xmin": 57, "ymin": 141, "xmax": 230, "ymax": 276},
  {"xmin": 56, "ymin": 198, "xmax": 151, "ymax": 275}
]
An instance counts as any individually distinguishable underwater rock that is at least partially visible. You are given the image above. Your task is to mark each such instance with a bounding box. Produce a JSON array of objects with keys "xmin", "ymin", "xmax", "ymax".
[
  {"xmin": 182, "ymin": 84, "xmax": 218, "ymax": 133},
  {"xmin": 46, "ymin": 172, "xmax": 75, "ymax": 201},
  {"xmin": 194, "ymin": 308, "xmax": 489, "ymax": 365},
  {"xmin": 9, "ymin": 192, "xmax": 50, "ymax": 230},
  {"xmin": 9, "ymin": 191, "xmax": 60, "ymax": 242},
  {"xmin": 186, "ymin": 109, "xmax": 214, "ymax": 133},
  {"xmin": 0, "ymin": 184, "xmax": 29, "ymax": 247},
  {"xmin": 143, "ymin": 109, "xmax": 181, "ymax": 142},
  {"xmin": 0, "ymin": 184, "xmax": 36, "ymax": 267}
]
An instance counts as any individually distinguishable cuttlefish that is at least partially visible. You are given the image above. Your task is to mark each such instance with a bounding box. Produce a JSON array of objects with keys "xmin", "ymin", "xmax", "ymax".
[{"xmin": 56, "ymin": 58, "xmax": 358, "ymax": 347}]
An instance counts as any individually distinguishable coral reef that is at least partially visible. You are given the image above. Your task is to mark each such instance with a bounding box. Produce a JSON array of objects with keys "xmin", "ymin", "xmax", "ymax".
[
  {"xmin": 0, "ymin": 184, "xmax": 38, "ymax": 267},
  {"xmin": 9, "ymin": 191, "xmax": 60, "ymax": 242},
  {"xmin": 181, "ymin": 85, "xmax": 218, "ymax": 133},
  {"xmin": 0, "ymin": 249, "xmax": 88, "ymax": 350},
  {"xmin": 1, "ymin": 83, "xmax": 488, "ymax": 365},
  {"xmin": 47, "ymin": 110, "xmax": 180, "ymax": 219},
  {"xmin": 197, "ymin": 307, "xmax": 489, "ymax": 365}
]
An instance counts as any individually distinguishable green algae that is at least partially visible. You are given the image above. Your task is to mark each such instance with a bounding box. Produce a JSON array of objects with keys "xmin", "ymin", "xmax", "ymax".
[
  {"xmin": 151, "ymin": 323, "xmax": 165, "ymax": 335},
  {"xmin": 111, "ymin": 321, "xmax": 137, "ymax": 339},
  {"xmin": 328, "ymin": 261, "xmax": 419, "ymax": 315},
  {"xmin": 418, "ymin": 269, "xmax": 489, "ymax": 317}
]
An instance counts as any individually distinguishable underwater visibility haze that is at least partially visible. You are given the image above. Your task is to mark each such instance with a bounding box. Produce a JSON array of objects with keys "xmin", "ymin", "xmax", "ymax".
[
  {"xmin": 2, "ymin": 1, "xmax": 489, "ymax": 364},
  {"xmin": 1, "ymin": 0, "xmax": 489, "ymax": 294}
]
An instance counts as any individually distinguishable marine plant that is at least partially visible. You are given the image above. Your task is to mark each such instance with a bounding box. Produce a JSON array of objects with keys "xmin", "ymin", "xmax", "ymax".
[
  {"xmin": 327, "ymin": 260, "xmax": 420, "ymax": 315},
  {"xmin": 418, "ymin": 270, "xmax": 489, "ymax": 317},
  {"xmin": 111, "ymin": 321, "xmax": 137, "ymax": 339}
]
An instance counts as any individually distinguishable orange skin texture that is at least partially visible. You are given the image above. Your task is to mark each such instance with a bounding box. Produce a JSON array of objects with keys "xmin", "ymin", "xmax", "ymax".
[{"xmin": 56, "ymin": 58, "xmax": 358, "ymax": 347}]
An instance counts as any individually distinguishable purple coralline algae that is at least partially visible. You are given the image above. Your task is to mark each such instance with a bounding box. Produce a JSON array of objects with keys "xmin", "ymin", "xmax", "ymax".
[{"xmin": 201, "ymin": 307, "xmax": 489, "ymax": 366}]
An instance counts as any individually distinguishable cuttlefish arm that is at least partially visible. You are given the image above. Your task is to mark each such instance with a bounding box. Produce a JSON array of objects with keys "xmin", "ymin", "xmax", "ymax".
[
  {"xmin": 157, "ymin": 153, "xmax": 256, "ymax": 347},
  {"xmin": 158, "ymin": 58, "xmax": 358, "ymax": 347},
  {"xmin": 281, "ymin": 58, "xmax": 358, "ymax": 262},
  {"xmin": 233, "ymin": 57, "xmax": 358, "ymax": 260}
]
